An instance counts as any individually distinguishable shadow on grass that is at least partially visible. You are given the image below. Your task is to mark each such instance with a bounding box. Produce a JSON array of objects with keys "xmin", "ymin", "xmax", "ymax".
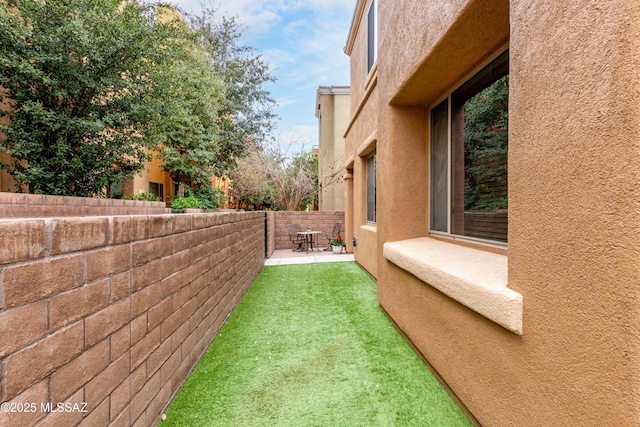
[{"xmin": 162, "ymin": 262, "xmax": 472, "ymax": 427}]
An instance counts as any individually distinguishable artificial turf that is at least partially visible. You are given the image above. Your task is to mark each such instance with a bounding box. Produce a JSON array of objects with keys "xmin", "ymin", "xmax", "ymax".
[{"xmin": 162, "ymin": 262, "xmax": 472, "ymax": 427}]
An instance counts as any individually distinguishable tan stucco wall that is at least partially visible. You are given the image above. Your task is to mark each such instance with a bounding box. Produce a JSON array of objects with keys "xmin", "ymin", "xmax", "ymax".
[
  {"xmin": 124, "ymin": 151, "xmax": 173, "ymax": 202},
  {"xmin": 316, "ymin": 87, "xmax": 349, "ymax": 212},
  {"xmin": 124, "ymin": 168, "xmax": 150, "ymax": 198},
  {"xmin": 347, "ymin": 0, "xmax": 640, "ymax": 425},
  {"xmin": 344, "ymin": 0, "xmax": 380, "ymax": 277},
  {"xmin": 0, "ymin": 152, "xmax": 18, "ymax": 193}
]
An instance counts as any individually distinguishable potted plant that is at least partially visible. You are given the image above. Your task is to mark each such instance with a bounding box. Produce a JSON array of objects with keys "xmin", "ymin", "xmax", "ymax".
[{"xmin": 330, "ymin": 235, "xmax": 346, "ymax": 254}]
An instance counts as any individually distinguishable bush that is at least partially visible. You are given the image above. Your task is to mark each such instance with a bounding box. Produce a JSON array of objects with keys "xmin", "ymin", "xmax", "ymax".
[
  {"xmin": 189, "ymin": 186, "xmax": 226, "ymax": 210},
  {"xmin": 175, "ymin": 185, "xmax": 226, "ymax": 210},
  {"xmin": 123, "ymin": 192, "xmax": 161, "ymax": 202},
  {"xmin": 171, "ymin": 196, "xmax": 202, "ymax": 210}
]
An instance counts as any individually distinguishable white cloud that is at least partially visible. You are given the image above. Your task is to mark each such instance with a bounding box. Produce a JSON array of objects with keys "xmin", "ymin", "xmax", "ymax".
[
  {"xmin": 275, "ymin": 96, "xmax": 298, "ymax": 108},
  {"xmin": 276, "ymin": 125, "xmax": 318, "ymax": 147},
  {"xmin": 172, "ymin": 0, "xmax": 351, "ymax": 84},
  {"xmin": 171, "ymin": 0, "xmax": 352, "ymax": 152},
  {"xmin": 174, "ymin": 0, "xmax": 353, "ymax": 42},
  {"xmin": 260, "ymin": 47, "xmax": 296, "ymax": 72},
  {"xmin": 271, "ymin": 23, "xmax": 350, "ymax": 87}
]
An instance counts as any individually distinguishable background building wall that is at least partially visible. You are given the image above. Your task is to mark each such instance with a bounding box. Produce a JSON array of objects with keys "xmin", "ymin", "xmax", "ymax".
[
  {"xmin": 369, "ymin": 0, "xmax": 640, "ymax": 425},
  {"xmin": 0, "ymin": 212, "xmax": 264, "ymax": 426},
  {"xmin": 316, "ymin": 86, "xmax": 349, "ymax": 212},
  {"xmin": 0, "ymin": 99, "xmax": 21, "ymax": 193},
  {"xmin": 0, "ymin": 151, "xmax": 19, "ymax": 193}
]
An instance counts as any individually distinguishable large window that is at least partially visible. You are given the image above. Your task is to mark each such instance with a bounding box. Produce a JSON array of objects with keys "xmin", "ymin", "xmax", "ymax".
[
  {"xmin": 367, "ymin": 0, "xmax": 377, "ymax": 73},
  {"xmin": 366, "ymin": 153, "xmax": 376, "ymax": 223},
  {"xmin": 429, "ymin": 50, "xmax": 509, "ymax": 243}
]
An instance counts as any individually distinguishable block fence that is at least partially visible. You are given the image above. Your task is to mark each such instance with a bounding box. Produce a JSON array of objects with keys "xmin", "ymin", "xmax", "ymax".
[
  {"xmin": 266, "ymin": 211, "xmax": 345, "ymax": 252},
  {"xmin": 0, "ymin": 212, "xmax": 264, "ymax": 427},
  {"xmin": 0, "ymin": 192, "xmax": 170, "ymax": 218},
  {"xmin": 266, "ymin": 211, "xmax": 276, "ymax": 257}
]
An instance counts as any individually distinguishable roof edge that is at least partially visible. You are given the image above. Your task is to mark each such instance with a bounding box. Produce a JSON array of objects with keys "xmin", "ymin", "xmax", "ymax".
[{"xmin": 344, "ymin": 0, "xmax": 368, "ymax": 56}]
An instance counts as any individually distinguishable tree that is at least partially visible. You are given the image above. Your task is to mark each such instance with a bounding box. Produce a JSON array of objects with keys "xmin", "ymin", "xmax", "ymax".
[
  {"xmin": 318, "ymin": 154, "xmax": 345, "ymax": 205},
  {"xmin": 154, "ymin": 53, "xmax": 225, "ymax": 190},
  {"xmin": 0, "ymin": 0, "xmax": 184, "ymax": 195},
  {"xmin": 184, "ymin": 7, "xmax": 277, "ymax": 161},
  {"xmin": 0, "ymin": 2, "xmax": 277, "ymax": 199},
  {"xmin": 229, "ymin": 145, "xmax": 318, "ymax": 211},
  {"xmin": 463, "ymin": 75, "xmax": 509, "ymax": 211},
  {"xmin": 228, "ymin": 145, "xmax": 274, "ymax": 209},
  {"xmin": 142, "ymin": 10, "xmax": 227, "ymax": 191},
  {"xmin": 286, "ymin": 150, "xmax": 318, "ymax": 209},
  {"xmin": 152, "ymin": 5, "xmax": 277, "ymax": 195}
]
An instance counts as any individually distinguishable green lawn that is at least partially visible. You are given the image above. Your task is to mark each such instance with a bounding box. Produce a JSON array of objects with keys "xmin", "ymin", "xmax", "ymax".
[{"xmin": 162, "ymin": 262, "xmax": 472, "ymax": 427}]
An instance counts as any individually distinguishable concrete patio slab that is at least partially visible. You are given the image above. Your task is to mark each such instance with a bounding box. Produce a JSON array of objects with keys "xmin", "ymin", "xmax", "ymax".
[{"xmin": 265, "ymin": 248, "xmax": 354, "ymax": 265}]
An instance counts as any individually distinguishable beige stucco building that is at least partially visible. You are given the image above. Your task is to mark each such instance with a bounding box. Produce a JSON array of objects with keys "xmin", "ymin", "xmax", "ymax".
[
  {"xmin": 315, "ymin": 86, "xmax": 350, "ymax": 211},
  {"xmin": 344, "ymin": 0, "xmax": 640, "ymax": 425}
]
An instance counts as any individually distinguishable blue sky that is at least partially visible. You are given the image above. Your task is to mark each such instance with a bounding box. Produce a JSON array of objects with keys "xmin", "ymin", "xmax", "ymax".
[{"xmin": 170, "ymin": 0, "xmax": 354, "ymax": 152}]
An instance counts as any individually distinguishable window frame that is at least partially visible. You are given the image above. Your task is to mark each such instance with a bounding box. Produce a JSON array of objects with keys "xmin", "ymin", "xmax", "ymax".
[
  {"xmin": 428, "ymin": 49, "xmax": 509, "ymax": 246},
  {"xmin": 367, "ymin": 0, "xmax": 377, "ymax": 73},
  {"xmin": 149, "ymin": 182, "xmax": 164, "ymax": 200},
  {"xmin": 366, "ymin": 152, "xmax": 376, "ymax": 224}
]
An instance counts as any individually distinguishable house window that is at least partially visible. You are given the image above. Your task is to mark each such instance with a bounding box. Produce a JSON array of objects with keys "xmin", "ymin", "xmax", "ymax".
[
  {"xmin": 149, "ymin": 182, "xmax": 164, "ymax": 200},
  {"xmin": 366, "ymin": 153, "xmax": 376, "ymax": 223},
  {"xmin": 429, "ymin": 50, "xmax": 509, "ymax": 243},
  {"xmin": 367, "ymin": 0, "xmax": 377, "ymax": 73}
]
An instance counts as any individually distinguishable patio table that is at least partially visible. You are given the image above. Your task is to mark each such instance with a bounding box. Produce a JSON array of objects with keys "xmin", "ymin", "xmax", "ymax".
[{"xmin": 297, "ymin": 231, "xmax": 322, "ymax": 253}]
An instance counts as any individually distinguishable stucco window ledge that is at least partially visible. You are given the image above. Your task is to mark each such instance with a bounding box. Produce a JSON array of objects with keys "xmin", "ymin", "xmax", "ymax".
[{"xmin": 383, "ymin": 237, "xmax": 522, "ymax": 334}]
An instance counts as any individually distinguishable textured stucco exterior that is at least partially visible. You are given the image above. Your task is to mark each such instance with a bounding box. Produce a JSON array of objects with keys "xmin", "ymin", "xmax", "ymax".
[
  {"xmin": 0, "ymin": 152, "xmax": 18, "ymax": 193},
  {"xmin": 344, "ymin": 0, "xmax": 380, "ymax": 277},
  {"xmin": 345, "ymin": 0, "xmax": 640, "ymax": 425},
  {"xmin": 316, "ymin": 86, "xmax": 349, "ymax": 212}
]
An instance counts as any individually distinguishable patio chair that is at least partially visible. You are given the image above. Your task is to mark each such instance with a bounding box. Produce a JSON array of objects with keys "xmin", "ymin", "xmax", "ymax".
[
  {"xmin": 286, "ymin": 223, "xmax": 306, "ymax": 252},
  {"xmin": 322, "ymin": 222, "xmax": 343, "ymax": 251}
]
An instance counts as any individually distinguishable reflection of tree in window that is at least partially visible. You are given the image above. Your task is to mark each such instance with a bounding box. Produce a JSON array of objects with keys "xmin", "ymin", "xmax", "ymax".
[
  {"xmin": 450, "ymin": 51, "xmax": 508, "ymax": 242},
  {"xmin": 463, "ymin": 75, "xmax": 508, "ymax": 212}
]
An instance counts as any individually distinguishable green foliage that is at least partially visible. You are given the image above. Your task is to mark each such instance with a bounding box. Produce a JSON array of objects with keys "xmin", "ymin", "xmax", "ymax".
[
  {"xmin": 123, "ymin": 192, "xmax": 161, "ymax": 202},
  {"xmin": 150, "ymin": 7, "xmax": 278, "ymax": 197},
  {"xmin": 330, "ymin": 235, "xmax": 346, "ymax": 247},
  {"xmin": 463, "ymin": 75, "xmax": 509, "ymax": 211},
  {"xmin": 185, "ymin": 185, "xmax": 226, "ymax": 210},
  {"xmin": 0, "ymin": 2, "xmax": 277, "ymax": 197},
  {"xmin": 146, "ymin": 18, "xmax": 227, "ymax": 190},
  {"xmin": 172, "ymin": 184, "xmax": 226, "ymax": 210},
  {"xmin": 171, "ymin": 196, "xmax": 202, "ymax": 210},
  {"xmin": 0, "ymin": 0, "xmax": 183, "ymax": 195},
  {"xmin": 186, "ymin": 9, "xmax": 277, "ymax": 158}
]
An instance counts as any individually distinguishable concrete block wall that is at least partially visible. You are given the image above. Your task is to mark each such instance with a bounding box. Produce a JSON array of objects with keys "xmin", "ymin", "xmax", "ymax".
[
  {"xmin": 266, "ymin": 211, "xmax": 276, "ymax": 258},
  {"xmin": 0, "ymin": 212, "xmax": 264, "ymax": 427},
  {"xmin": 273, "ymin": 211, "xmax": 345, "ymax": 250},
  {"xmin": 0, "ymin": 192, "xmax": 170, "ymax": 217}
]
